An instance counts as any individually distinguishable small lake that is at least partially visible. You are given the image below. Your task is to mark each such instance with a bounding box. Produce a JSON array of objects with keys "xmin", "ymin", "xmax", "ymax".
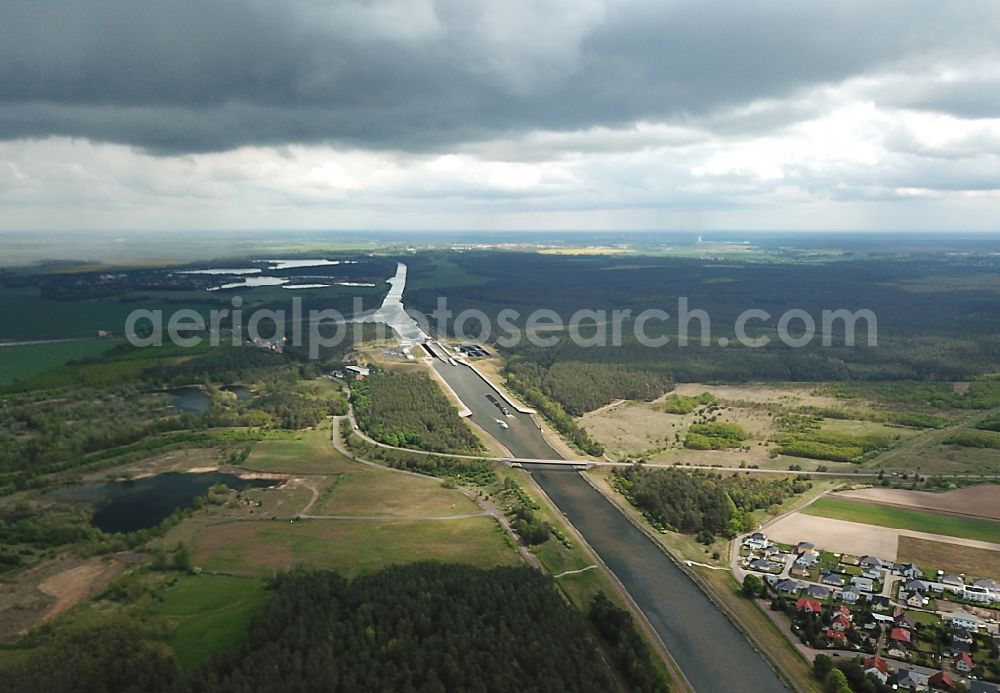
[
  {"xmin": 82, "ymin": 472, "xmax": 274, "ymax": 534},
  {"xmin": 222, "ymin": 384, "xmax": 252, "ymax": 401},
  {"xmin": 171, "ymin": 387, "xmax": 212, "ymax": 414}
]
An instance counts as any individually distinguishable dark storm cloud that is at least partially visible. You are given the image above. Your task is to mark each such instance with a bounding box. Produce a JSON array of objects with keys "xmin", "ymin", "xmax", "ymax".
[{"xmin": 1, "ymin": 0, "xmax": 996, "ymax": 154}]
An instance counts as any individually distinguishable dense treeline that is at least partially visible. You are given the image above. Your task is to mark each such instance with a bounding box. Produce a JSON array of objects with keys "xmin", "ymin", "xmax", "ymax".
[
  {"xmin": 351, "ymin": 371, "xmax": 483, "ymax": 453},
  {"xmin": 505, "ymin": 357, "xmax": 671, "ymax": 416},
  {"xmin": 612, "ymin": 466, "xmax": 809, "ymax": 537},
  {"xmin": 407, "ymin": 251, "xmax": 1000, "ymax": 417},
  {"xmin": 1, "ymin": 617, "xmax": 179, "ymax": 692},
  {"xmin": 589, "ymin": 592, "xmax": 670, "ymax": 693},
  {"xmin": 503, "ymin": 359, "xmax": 605, "ymax": 456},
  {"xmin": 188, "ymin": 564, "xmax": 619, "ymax": 693}
]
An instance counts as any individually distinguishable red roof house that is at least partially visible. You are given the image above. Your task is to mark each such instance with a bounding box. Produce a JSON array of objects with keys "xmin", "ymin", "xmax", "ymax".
[
  {"xmin": 825, "ymin": 628, "xmax": 848, "ymax": 644},
  {"xmin": 863, "ymin": 656, "xmax": 889, "ymax": 683},
  {"xmin": 929, "ymin": 671, "xmax": 953, "ymax": 690},
  {"xmin": 796, "ymin": 597, "xmax": 822, "ymax": 613},
  {"xmin": 891, "ymin": 627, "xmax": 912, "ymax": 645}
]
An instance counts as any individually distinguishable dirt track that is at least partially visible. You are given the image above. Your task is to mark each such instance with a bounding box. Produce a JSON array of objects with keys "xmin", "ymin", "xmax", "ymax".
[{"xmin": 836, "ymin": 485, "xmax": 1000, "ymax": 520}]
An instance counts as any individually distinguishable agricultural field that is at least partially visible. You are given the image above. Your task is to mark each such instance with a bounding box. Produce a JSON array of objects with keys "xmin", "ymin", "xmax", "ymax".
[
  {"xmin": 836, "ymin": 484, "xmax": 1000, "ymax": 520},
  {"xmin": 896, "ymin": 536, "xmax": 1000, "ymax": 582},
  {"xmin": 802, "ymin": 496, "xmax": 1000, "ymax": 543},
  {"xmin": 0, "ymin": 339, "xmax": 122, "ymax": 384}
]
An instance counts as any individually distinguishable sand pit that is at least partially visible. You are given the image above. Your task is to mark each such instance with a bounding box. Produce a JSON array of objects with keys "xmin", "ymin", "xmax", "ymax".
[
  {"xmin": 766, "ymin": 514, "xmax": 901, "ymax": 559},
  {"xmin": 837, "ymin": 485, "xmax": 1000, "ymax": 520}
]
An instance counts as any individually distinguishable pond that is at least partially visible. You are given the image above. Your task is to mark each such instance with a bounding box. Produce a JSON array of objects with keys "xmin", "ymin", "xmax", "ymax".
[
  {"xmin": 171, "ymin": 387, "xmax": 212, "ymax": 414},
  {"xmin": 222, "ymin": 384, "xmax": 252, "ymax": 401},
  {"xmin": 79, "ymin": 472, "xmax": 275, "ymax": 534}
]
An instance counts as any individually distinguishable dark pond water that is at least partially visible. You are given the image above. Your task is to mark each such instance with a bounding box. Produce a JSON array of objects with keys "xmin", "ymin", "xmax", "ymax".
[
  {"xmin": 86, "ymin": 472, "xmax": 273, "ymax": 534},
  {"xmin": 223, "ymin": 384, "xmax": 252, "ymax": 401},
  {"xmin": 170, "ymin": 387, "xmax": 212, "ymax": 414}
]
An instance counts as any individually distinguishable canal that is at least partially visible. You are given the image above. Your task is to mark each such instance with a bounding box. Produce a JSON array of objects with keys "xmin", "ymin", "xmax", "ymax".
[
  {"xmin": 430, "ymin": 359, "xmax": 786, "ymax": 691},
  {"xmin": 526, "ymin": 465, "xmax": 787, "ymax": 692}
]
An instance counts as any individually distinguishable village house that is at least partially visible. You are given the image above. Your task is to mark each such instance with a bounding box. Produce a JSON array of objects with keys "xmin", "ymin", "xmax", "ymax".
[
  {"xmin": 954, "ymin": 651, "xmax": 974, "ymax": 673},
  {"xmin": 895, "ymin": 668, "xmax": 928, "ymax": 691},
  {"xmin": 944, "ymin": 611, "xmax": 986, "ymax": 632},
  {"xmin": 841, "ymin": 586, "xmax": 861, "ymax": 604},
  {"xmin": 831, "ymin": 613, "xmax": 852, "ymax": 632},
  {"xmin": 963, "ymin": 584, "xmax": 996, "ymax": 603},
  {"xmin": 776, "ymin": 578, "xmax": 801, "ymax": 596},
  {"xmin": 744, "ymin": 532, "xmax": 769, "ymax": 550},
  {"xmin": 860, "ymin": 556, "xmax": 882, "ymax": 571},
  {"xmin": 796, "ymin": 541, "xmax": 818, "ymax": 556},
  {"xmin": 870, "ymin": 595, "xmax": 891, "ymax": 611},
  {"xmin": 905, "ymin": 578, "xmax": 928, "ymax": 594},
  {"xmin": 929, "ymin": 671, "xmax": 953, "ymax": 691},
  {"xmin": 890, "ymin": 627, "xmax": 912, "ymax": 649},
  {"xmin": 863, "ymin": 656, "xmax": 889, "ymax": 685},
  {"xmin": 821, "ymin": 571, "xmax": 846, "ymax": 587},
  {"xmin": 795, "ymin": 597, "xmax": 822, "ymax": 614},
  {"xmin": 825, "ymin": 628, "xmax": 848, "ymax": 646},
  {"xmin": 940, "ymin": 574, "xmax": 965, "ymax": 591},
  {"xmin": 897, "ymin": 563, "xmax": 923, "ymax": 579},
  {"xmin": 903, "ymin": 591, "xmax": 926, "ymax": 608},
  {"xmin": 807, "ymin": 584, "xmax": 830, "ymax": 600},
  {"xmin": 851, "ymin": 576, "xmax": 874, "ymax": 592}
]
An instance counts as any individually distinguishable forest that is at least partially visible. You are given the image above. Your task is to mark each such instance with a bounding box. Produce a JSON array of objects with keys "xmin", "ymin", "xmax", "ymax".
[
  {"xmin": 350, "ymin": 370, "xmax": 483, "ymax": 454},
  {"xmin": 1, "ymin": 564, "xmax": 665, "ymax": 692},
  {"xmin": 612, "ymin": 466, "xmax": 810, "ymax": 538},
  {"xmin": 403, "ymin": 249, "xmax": 1000, "ymax": 423}
]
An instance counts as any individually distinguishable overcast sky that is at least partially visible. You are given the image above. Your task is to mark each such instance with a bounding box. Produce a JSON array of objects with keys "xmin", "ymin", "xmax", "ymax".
[{"xmin": 2, "ymin": 0, "xmax": 1000, "ymax": 232}]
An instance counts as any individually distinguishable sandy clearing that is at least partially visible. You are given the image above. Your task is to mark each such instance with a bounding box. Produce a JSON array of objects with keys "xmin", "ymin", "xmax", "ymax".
[
  {"xmin": 766, "ymin": 514, "xmax": 901, "ymax": 558},
  {"xmin": 670, "ymin": 383, "xmax": 846, "ymax": 409},
  {"xmin": 37, "ymin": 559, "xmax": 124, "ymax": 624},
  {"xmin": 837, "ymin": 485, "xmax": 1000, "ymax": 520},
  {"xmin": 765, "ymin": 513, "xmax": 1000, "ymax": 561}
]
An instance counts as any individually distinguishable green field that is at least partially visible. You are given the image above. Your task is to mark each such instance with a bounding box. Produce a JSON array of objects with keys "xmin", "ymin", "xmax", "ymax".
[
  {"xmin": 0, "ymin": 339, "xmax": 122, "ymax": 384},
  {"xmin": 243, "ymin": 423, "xmax": 356, "ymax": 474},
  {"xmin": 154, "ymin": 574, "xmax": 268, "ymax": 669},
  {"xmin": 195, "ymin": 517, "xmax": 520, "ymax": 578},
  {"xmin": 803, "ymin": 497, "xmax": 1000, "ymax": 543}
]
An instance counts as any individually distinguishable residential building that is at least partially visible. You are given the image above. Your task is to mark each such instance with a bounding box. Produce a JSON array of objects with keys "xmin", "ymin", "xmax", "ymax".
[
  {"xmin": 807, "ymin": 584, "xmax": 830, "ymax": 600},
  {"xmin": 841, "ymin": 586, "xmax": 860, "ymax": 604},
  {"xmin": 776, "ymin": 579, "xmax": 801, "ymax": 596},
  {"xmin": 796, "ymin": 597, "xmax": 822, "ymax": 613},
  {"xmin": 929, "ymin": 671, "xmax": 953, "ymax": 691},
  {"xmin": 890, "ymin": 627, "xmax": 912, "ymax": 648},
  {"xmin": 955, "ymin": 652, "xmax": 974, "ymax": 673},
  {"xmin": 944, "ymin": 611, "xmax": 986, "ymax": 631},
  {"xmin": 864, "ymin": 656, "xmax": 889, "ymax": 684},
  {"xmin": 895, "ymin": 668, "xmax": 928, "ymax": 691},
  {"xmin": 870, "ymin": 595, "xmax": 891, "ymax": 611},
  {"xmin": 860, "ymin": 556, "xmax": 882, "ymax": 571},
  {"xmin": 821, "ymin": 571, "xmax": 846, "ymax": 587},
  {"xmin": 851, "ymin": 576, "xmax": 874, "ymax": 592}
]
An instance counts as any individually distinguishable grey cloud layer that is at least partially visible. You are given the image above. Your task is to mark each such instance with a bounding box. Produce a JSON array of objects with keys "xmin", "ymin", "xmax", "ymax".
[{"xmin": 3, "ymin": 0, "xmax": 996, "ymax": 154}]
